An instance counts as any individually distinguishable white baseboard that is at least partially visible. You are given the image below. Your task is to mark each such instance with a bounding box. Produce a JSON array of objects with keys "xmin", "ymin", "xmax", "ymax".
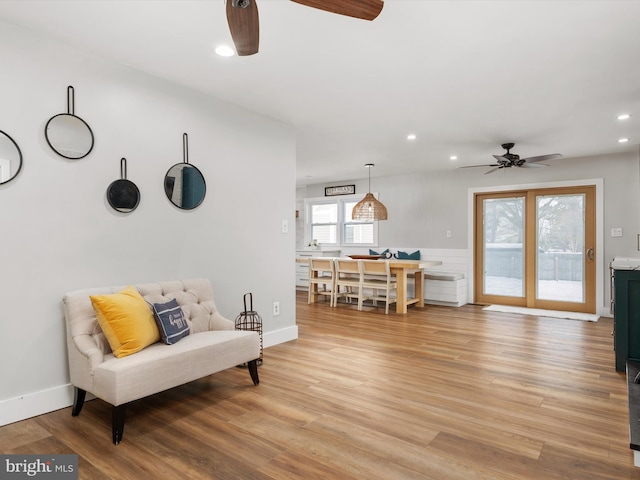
[
  {"xmin": 0, "ymin": 384, "xmax": 75, "ymax": 427},
  {"xmin": 264, "ymin": 325, "xmax": 298, "ymax": 348},
  {"xmin": 1, "ymin": 326, "xmax": 299, "ymax": 427}
]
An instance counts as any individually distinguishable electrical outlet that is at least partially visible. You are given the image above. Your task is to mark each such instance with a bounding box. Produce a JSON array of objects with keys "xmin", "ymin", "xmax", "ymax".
[
  {"xmin": 273, "ymin": 301, "xmax": 280, "ymax": 316},
  {"xmin": 446, "ymin": 230, "xmax": 452, "ymax": 238},
  {"xmin": 281, "ymin": 220, "xmax": 289, "ymax": 233}
]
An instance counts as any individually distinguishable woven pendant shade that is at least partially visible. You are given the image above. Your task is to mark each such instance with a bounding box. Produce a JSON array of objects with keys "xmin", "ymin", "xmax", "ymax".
[
  {"xmin": 352, "ymin": 192, "xmax": 388, "ymax": 221},
  {"xmin": 352, "ymin": 163, "xmax": 388, "ymax": 221}
]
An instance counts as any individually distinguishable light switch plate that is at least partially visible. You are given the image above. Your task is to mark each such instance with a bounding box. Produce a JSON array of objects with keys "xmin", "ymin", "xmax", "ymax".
[{"xmin": 611, "ymin": 227, "xmax": 623, "ymax": 237}]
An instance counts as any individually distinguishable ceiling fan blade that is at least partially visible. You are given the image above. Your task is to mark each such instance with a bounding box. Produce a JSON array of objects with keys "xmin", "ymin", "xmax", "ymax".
[
  {"xmin": 459, "ymin": 164, "xmax": 500, "ymax": 169},
  {"xmin": 226, "ymin": 0, "xmax": 259, "ymax": 56},
  {"xmin": 523, "ymin": 153, "xmax": 562, "ymax": 164},
  {"xmin": 290, "ymin": 0, "xmax": 384, "ymax": 21},
  {"xmin": 484, "ymin": 167, "xmax": 501, "ymax": 175},
  {"xmin": 493, "ymin": 155, "xmax": 508, "ymax": 162},
  {"xmin": 521, "ymin": 163, "xmax": 549, "ymax": 168}
]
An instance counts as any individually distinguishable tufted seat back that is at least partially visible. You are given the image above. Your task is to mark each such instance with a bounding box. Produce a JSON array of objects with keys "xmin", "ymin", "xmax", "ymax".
[{"xmin": 63, "ymin": 279, "xmax": 233, "ymax": 376}]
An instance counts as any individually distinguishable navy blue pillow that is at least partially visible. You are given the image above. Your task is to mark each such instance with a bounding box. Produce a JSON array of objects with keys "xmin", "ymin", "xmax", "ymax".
[
  {"xmin": 152, "ymin": 298, "xmax": 190, "ymax": 345},
  {"xmin": 396, "ymin": 250, "xmax": 421, "ymax": 260}
]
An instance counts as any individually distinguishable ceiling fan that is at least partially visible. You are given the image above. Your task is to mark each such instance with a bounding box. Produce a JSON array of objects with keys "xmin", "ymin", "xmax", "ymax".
[
  {"xmin": 460, "ymin": 143, "xmax": 563, "ymax": 175},
  {"xmin": 226, "ymin": 0, "xmax": 384, "ymax": 56}
]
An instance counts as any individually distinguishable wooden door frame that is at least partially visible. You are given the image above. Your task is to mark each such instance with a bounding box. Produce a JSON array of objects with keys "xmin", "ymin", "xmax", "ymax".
[{"xmin": 467, "ymin": 179, "xmax": 604, "ymax": 316}]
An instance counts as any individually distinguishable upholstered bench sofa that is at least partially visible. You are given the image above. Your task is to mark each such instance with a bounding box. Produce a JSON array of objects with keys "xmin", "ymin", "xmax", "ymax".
[{"xmin": 62, "ymin": 278, "xmax": 260, "ymax": 444}]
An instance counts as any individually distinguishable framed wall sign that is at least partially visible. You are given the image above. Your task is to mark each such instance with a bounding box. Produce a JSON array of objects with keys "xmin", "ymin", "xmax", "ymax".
[{"xmin": 325, "ymin": 184, "xmax": 355, "ymax": 196}]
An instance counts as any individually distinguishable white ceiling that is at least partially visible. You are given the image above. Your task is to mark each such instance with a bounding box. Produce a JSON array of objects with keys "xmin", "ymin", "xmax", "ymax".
[{"xmin": 0, "ymin": 0, "xmax": 638, "ymax": 186}]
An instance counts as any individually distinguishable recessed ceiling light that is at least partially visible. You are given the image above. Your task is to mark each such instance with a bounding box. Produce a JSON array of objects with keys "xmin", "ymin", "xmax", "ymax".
[
  {"xmin": 215, "ymin": 45, "xmax": 235, "ymax": 57},
  {"xmin": 407, "ymin": 134, "xmax": 417, "ymax": 140},
  {"xmin": 449, "ymin": 155, "xmax": 458, "ymax": 161},
  {"xmin": 617, "ymin": 114, "xmax": 631, "ymax": 120},
  {"xmin": 618, "ymin": 137, "xmax": 629, "ymax": 143}
]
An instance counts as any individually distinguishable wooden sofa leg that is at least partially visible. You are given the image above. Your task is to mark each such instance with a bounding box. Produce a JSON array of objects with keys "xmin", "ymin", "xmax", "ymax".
[
  {"xmin": 71, "ymin": 387, "xmax": 86, "ymax": 417},
  {"xmin": 112, "ymin": 404, "xmax": 126, "ymax": 445},
  {"xmin": 248, "ymin": 360, "xmax": 260, "ymax": 385}
]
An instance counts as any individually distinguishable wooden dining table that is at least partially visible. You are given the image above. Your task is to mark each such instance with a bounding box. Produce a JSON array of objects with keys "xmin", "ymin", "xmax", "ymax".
[
  {"xmin": 386, "ymin": 259, "xmax": 442, "ymax": 313},
  {"xmin": 297, "ymin": 257, "xmax": 442, "ymax": 314}
]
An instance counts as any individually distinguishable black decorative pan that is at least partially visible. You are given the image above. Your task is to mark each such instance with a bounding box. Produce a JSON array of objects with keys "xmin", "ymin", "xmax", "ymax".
[{"xmin": 107, "ymin": 157, "xmax": 140, "ymax": 213}]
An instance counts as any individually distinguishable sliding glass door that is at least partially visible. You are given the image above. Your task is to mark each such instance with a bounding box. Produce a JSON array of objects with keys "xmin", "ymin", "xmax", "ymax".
[
  {"xmin": 481, "ymin": 194, "xmax": 526, "ymax": 298},
  {"xmin": 475, "ymin": 186, "xmax": 595, "ymax": 313}
]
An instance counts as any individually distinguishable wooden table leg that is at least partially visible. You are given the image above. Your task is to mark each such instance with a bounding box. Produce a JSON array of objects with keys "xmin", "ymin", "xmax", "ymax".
[
  {"xmin": 414, "ymin": 269, "xmax": 424, "ymax": 307},
  {"xmin": 396, "ymin": 271, "xmax": 408, "ymax": 314}
]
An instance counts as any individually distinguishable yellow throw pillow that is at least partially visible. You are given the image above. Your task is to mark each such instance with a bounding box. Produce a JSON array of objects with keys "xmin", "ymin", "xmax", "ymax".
[{"xmin": 90, "ymin": 285, "xmax": 160, "ymax": 358}]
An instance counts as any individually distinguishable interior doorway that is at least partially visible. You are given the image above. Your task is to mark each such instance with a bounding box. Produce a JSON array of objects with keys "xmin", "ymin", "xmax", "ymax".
[{"xmin": 474, "ymin": 185, "xmax": 596, "ymax": 313}]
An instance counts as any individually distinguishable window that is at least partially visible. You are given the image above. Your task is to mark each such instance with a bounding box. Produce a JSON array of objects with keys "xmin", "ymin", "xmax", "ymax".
[
  {"xmin": 305, "ymin": 194, "xmax": 378, "ymax": 247},
  {"xmin": 310, "ymin": 203, "xmax": 337, "ymax": 244}
]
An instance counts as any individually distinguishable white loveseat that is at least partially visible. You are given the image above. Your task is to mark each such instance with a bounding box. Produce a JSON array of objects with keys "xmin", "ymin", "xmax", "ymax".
[{"xmin": 62, "ymin": 278, "xmax": 260, "ymax": 444}]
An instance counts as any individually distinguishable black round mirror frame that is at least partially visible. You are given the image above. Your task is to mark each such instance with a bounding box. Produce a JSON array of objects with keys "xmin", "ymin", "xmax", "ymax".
[
  {"xmin": 107, "ymin": 157, "xmax": 140, "ymax": 213},
  {"xmin": 164, "ymin": 163, "xmax": 206, "ymax": 210},
  {"xmin": 45, "ymin": 86, "xmax": 95, "ymax": 160},
  {"xmin": 0, "ymin": 130, "xmax": 23, "ymax": 186},
  {"xmin": 164, "ymin": 133, "xmax": 206, "ymax": 210},
  {"xmin": 45, "ymin": 113, "xmax": 95, "ymax": 160},
  {"xmin": 107, "ymin": 179, "xmax": 140, "ymax": 213}
]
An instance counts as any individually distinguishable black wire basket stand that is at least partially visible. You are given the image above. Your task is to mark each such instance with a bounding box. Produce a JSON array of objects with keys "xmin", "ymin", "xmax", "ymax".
[{"xmin": 235, "ymin": 292, "xmax": 263, "ymax": 366}]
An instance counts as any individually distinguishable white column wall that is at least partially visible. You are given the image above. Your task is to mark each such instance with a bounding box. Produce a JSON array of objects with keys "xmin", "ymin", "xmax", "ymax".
[{"xmin": 0, "ymin": 22, "xmax": 297, "ymax": 424}]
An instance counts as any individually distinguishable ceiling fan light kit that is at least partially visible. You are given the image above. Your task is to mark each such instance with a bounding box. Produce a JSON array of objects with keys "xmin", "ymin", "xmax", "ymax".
[
  {"xmin": 226, "ymin": 0, "xmax": 383, "ymax": 56},
  {"xmin": 460, "ymin": 142, "xmax": 563, "ymax": 175},
  {"xmin": 352, "ymin": 163, "xmax": 388, "ymax": 221}
]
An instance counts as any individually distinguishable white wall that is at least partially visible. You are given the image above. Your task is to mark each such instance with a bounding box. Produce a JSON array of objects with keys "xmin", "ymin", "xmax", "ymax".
[
  {"xmin": 298, "ymin": 150, "xmax": 640, "ymax": 315},
  {"xmin": 0, "ymin": 22, "xmax": 297, "ymax": 424}
]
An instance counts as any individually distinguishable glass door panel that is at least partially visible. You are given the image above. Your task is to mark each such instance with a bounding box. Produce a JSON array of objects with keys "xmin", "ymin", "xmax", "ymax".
[
  {"xmin": 474, "ymin": 185, "xmax": 595, "ymax": 313},
  {"xmin": 482, "ymin": 196, "xmax": 525, "ymax": 298},
  {"xmin": 536, "ymin": 193, "xmax": 585, "ymax": 303}
]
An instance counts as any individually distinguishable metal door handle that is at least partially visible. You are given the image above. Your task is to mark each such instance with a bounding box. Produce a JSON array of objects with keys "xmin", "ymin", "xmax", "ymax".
[{"xmin": 587, "ymin": 247, "xmax": 594, "ymax": 261}]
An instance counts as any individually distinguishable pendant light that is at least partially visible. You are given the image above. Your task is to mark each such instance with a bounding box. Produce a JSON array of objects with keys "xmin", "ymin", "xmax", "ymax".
[{"xmin": 352, "ymin": 163, "xmax": 388, "ymax": 221}]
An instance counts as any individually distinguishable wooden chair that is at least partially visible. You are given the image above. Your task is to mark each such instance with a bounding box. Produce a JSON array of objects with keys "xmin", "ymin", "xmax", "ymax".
[
  {"xmin": 361, "ymin": 260, "xmax": 397, "ymax": 314},
  {"xmin": 333, "ymin": 259, "xmax": 363, "ymax": 308},
  {"xmin": 308, "ymin": 258, "xmax": 335, "ymax": 306}
]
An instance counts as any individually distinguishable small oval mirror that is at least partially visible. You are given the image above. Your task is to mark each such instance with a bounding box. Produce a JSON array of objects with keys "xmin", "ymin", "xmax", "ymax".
[
  {"xmin": 107, "ymin": 158, "xmax": 140, "ymax": 213},
  {"xmin": 164, "ymin": 163, "xmax": 206, "ymax": 210},
  {"xmin": 45, "ymin": 114, "xmax": 94, "ymax": 159},
  {"xmin": 45, "ymin": 86, "xmax": 94, "ymax": 160},
  {"xmin": 0, "ymin": 130, "xmax": 23, "ymax": 185},
  {"xmin": 164, "ymin": 133, "xmax": 206, "ymax": 210}
]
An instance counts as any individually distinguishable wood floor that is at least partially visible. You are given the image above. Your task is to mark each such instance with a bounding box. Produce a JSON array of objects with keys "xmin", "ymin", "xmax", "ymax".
[{"xmin": 3, "ymin": 292, "xmax": 639, "ymax": 479}]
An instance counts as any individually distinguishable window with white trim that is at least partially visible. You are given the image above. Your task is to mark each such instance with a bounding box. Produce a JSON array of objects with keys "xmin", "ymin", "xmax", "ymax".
[{"xmin": 305, "ymin": 194, "xmax": 378, "ymax": 247}]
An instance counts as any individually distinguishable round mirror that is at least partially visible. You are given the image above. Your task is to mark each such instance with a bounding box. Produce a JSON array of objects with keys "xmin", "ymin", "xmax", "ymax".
[
  {"xmin": 107, "ymin": 179, "xmax": 140, "ymax": 213},
  {"xmin": 164, "ymin": 163, "xmax": 206, "ymax": 210},
  {"xmin": 45, "ymin": 113, "xmax": 94, "ymax": 160},
  {"xmin": 0, "ymin": 130, "xmax": 23, "ymax": 185},
  {"xmin": 45, "ymin": 86, "xmax": 94, "ymax": 160},
  {"xmin": 107, "ymin": 158, "xmax": 140, "ymax": 213}
]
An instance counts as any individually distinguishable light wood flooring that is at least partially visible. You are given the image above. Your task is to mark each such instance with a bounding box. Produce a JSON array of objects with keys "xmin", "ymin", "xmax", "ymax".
[{"xmin": 2, "ymin": 292, "xmax": 639, "ymax": 479}]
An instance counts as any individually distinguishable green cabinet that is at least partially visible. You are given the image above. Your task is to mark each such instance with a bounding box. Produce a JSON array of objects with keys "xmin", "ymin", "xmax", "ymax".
[{"xmin": 614, "ymin": 269, "xmax": 640, "ymax": 372}]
